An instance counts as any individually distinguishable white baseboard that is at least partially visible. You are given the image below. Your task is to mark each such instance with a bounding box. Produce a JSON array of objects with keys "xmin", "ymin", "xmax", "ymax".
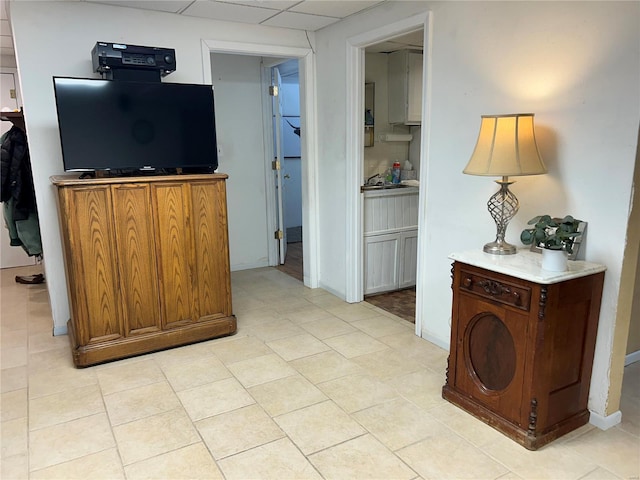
[
  {"xmin": 625, "ymin": 350, "xmax": 640, "ymax": 366},
  {"xmin": 589, "ymin": 410, "xmax": 622, "ymax": 430},
  {"xmin": 420, "ymin": 330, "xmax": 450, "ymax": 351},
  {"xmin": 53, "ymin": 325, "xmax": 68, "ymax": 336}
]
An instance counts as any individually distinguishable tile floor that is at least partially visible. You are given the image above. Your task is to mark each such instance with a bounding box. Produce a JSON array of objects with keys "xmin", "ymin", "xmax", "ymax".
[{"xmin": 1, "ymin": 264, "xmax": 639, "ymax": 479}]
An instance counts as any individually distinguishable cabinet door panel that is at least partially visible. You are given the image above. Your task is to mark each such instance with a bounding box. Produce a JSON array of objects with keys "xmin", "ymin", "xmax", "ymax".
[
  {"xmin": 61, "ymin": 187, "xmax": 122, "ymax": 344},
  {"xmin": 152, "ymin": 183, "xmax": 194, "ymax": 328},
  {"xmin": 191, "ymin": 182, "xmax": 232, "ymax": 319},
  {"xmin": 364, "ymin": 233, "xmax": 399, "ymax": 295},
  {"xmin": 455, "ymin": 295, "xmax": 529, "ymax": 425},
  {"xmin": 399, "ymin": 230, "xmax": 418, "ymax": 289},
  {"xmin": 112, "ymin": 184, "xmax": 161, "ymax": 335}
]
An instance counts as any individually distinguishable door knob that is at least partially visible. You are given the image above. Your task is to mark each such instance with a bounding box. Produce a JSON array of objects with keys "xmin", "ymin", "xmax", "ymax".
[{"xmin": 284, "ymin": 174, "xmax": 291, "ymax": 179}]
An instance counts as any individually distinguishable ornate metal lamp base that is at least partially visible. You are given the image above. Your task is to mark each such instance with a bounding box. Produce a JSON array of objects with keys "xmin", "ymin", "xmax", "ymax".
[{"xmin": 484, "ymin": 177, "xmax": 519, "ymax": 256}]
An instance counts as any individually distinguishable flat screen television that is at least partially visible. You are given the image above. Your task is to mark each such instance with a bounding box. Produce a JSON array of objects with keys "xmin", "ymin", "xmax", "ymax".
[{"xmin": 52, "ymin": 77, "xmax": 218, "ymax": 173}]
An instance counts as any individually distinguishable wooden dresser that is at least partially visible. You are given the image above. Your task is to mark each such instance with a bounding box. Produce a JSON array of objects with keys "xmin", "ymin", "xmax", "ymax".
[
  {"xmin": 51, "ymin": 174, "xmax": 236, "ymax": 367},
  {"xmin": 442, "ymin": 250, "xmax": 605, "ymax": 450}
]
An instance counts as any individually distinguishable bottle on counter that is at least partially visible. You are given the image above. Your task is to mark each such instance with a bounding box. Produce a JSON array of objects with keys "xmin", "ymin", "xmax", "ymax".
[{"xmin": 392, "ymin": 161, "xmax": 401, "ymax": 184}]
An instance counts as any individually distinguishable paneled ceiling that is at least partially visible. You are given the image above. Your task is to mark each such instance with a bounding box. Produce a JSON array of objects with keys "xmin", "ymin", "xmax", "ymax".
[{"xmin": 1, "ymin": 0, "xmax": 423, "ymax": 58}]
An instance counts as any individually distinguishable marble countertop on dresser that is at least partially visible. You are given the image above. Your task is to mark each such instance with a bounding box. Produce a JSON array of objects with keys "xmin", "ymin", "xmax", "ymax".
[{"xmin": 449, "ymin": 249, "xmax": 606, "ymax": 285}]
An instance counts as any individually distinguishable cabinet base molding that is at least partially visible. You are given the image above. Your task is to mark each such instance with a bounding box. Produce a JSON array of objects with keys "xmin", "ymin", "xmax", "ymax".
[
  {"xmin": 442, "ymin": 385, "xmax": 589, "ymax": 450},
  {"xmin": 68, "ymin": 316, "xmax": 236, "ymax": 367}
]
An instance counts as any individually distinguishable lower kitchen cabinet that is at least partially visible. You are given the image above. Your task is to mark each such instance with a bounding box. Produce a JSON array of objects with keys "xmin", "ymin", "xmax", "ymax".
[
  {"xmin": 442, "ymin": 250, "xmax": 606, "ymax": 450},
  {"xmin": 363, "ymin": 188, "xmax": 419, "ymax": 295}
]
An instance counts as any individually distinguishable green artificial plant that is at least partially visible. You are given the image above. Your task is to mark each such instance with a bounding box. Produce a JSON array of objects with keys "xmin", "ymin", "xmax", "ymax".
[{"xmin": 520, "ymin": 215, "xmax": 583, "ymax": 254}]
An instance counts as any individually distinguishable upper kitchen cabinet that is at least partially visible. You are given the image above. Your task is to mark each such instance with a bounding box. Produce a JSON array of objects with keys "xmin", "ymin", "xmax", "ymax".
[{"xmin": 388, "ymin": 50, "xmax": 423, "ymax": 125}]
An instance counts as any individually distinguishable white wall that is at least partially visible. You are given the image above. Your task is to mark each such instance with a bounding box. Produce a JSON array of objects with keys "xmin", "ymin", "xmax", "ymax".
[
  {"xmin": 210, "ymin": 53, "xmax": 269, "ymax": 270},
  {"xmin": 8, "ymin": 1, "xmax": 310, "ymax": 333},
  {"xmin": 314, "ymin": 1, "xmax": 639, "ymax": 418}
]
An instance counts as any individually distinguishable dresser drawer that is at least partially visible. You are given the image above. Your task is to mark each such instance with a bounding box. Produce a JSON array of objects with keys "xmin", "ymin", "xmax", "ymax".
[{"xmin": 458, "ymin": 268, "xmax": 531, "ymax": 311}]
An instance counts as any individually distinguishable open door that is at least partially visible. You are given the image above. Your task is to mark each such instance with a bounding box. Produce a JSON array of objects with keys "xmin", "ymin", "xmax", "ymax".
[{"xmin": 272, "ymin": 66, "xmax": 287, "ymax": 264}]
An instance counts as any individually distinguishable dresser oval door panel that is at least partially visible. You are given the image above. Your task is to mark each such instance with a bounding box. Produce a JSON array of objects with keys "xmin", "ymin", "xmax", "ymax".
[
  {"xmin": 454, "ymin": 295, "xmax": 530, "ymax": 426},
  {"xmin": 112, "ymin": 184, "xmax": 162, "ymax": 336},
  {"xmin": 151, "ymin": 183, "xmax": 195, "ymax": 329},
  {"xmin": 60, "ymin": 186, "xmax": 123, "ymax": 345}
]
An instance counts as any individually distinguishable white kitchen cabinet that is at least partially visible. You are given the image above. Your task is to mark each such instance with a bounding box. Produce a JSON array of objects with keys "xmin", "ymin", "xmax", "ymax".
[
  {"xmin": 363, "ymin": 188, "xmax": 419, "ymax": 295},
  {"xmin": 388, "ymin": 50, "xmax": 423, "ymax": 125}
]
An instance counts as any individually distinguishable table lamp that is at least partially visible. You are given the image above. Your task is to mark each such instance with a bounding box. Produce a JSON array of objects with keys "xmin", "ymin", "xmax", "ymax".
[{"xmin": 464, "ymin": 113, "xmax": 547, "ymax": 255}]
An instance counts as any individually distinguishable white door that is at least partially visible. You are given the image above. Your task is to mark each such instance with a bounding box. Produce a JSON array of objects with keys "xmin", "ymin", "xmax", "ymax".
[
  {"xmin": 272, "ymin": 67, "xmax": 287, "ymax": 264},
  {"xmin": 0, "ymin": 71, "xmax": 36, "ymax": 269}
]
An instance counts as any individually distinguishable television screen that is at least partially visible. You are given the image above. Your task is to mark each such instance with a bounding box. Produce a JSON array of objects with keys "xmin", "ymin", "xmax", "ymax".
[{"xmin": 52, "ymin": 77, "xmax": 218, "ymax": 172}]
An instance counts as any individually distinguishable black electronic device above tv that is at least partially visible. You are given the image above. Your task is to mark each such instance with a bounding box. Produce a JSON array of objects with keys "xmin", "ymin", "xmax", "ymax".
[{"xmin": 52, "ymin": 77, "xmax": 219, "ymax": 174}]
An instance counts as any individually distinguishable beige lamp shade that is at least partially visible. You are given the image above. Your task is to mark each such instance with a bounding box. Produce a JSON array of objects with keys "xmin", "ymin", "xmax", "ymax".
[{"xmin": 463, "ymin": 113, "xmax": 547, "ymax": 177}]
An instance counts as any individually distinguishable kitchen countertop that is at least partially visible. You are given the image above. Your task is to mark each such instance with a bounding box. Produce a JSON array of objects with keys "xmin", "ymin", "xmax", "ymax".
[{"xmin": 362, "ymin": 186, "xmax": 419, "ymax": 197}]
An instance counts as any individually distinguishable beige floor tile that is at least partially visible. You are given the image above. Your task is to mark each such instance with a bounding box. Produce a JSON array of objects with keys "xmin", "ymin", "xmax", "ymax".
[
  {"xmin": 1, "ymin": 345, "xmax": 27, "ymax": 369},
  {"xmin": 327, "ymin": 303, "xmax": 380, "ymax": 322},
  {"xmin": 281, "ymin": 305, "xmax": 335, "ymax": 325},
  {"xmin": 563, "ymin": 425, "xmax": 640, "ymax": 479},
  {"xmin": 29, "ymin": 384, "xmax": 104, "ymax": 430},
  {"xmin": 323, "ymin": 331, "xmax": 389, "ymax": 358},
  {"xmin": 379, "ymin": 330, "xmax": 449, "ymax": 371},
  {"xmin": 351, "ymin": 314, "xmax": 410, "ymax": 338},
  {"xmin": 249, "ymin": 374, "xmax": 327, "ymax": 416},
  {"xmin": 1, "ymin": 417, "xmax": 27, "ymax": 458},
  {"xmin": 1, "ymin": 452, "xmax": 28, "ymax": 480},
  {"xmin": 29, "ymin": 413, "xmax": 115, "ymax": 471},
  {"xmin": 427, "ymin": 402, "xmax": 507, "ymax": 447},
  {"xmin": 318, "ymin": 374, "xmax": 398, "ymax": 413},
  {"xmin": 309, "ymin": 434, "xmax": 417, "ymax": 479},
  {"xmin": 161, "ymin": 354, "xmax": 231, "ymax": 391},
  {"xmin": 112, "ymin": 408, "xmax": 200, "ymax": 465},
  {"xmin": 290, "ymin": 350, "xmax": 365, "ymax": 384},
  {"xmin": 246, "ymin": 318, "xmax": 306, "ymax": 342},
  {"xmin": 227, "ymin": 353, "xmax": 297, "ymax": 388},
  {"xmin": 209, "ymin": 335, "xmax": 274, "ymax": 365},
  {"xmin": 482, "ymin": 434, "xmax": 598, "ymax": 480},
  {"xmin": 28, "ymin": 364, "xmax": 98, "ymax": 399},
  {"xmin": 197, "ymin": 404, "xmax": 285, "ymax": 459},
  {"xmin": 1, "ymin": 365, "xmax": 27, "ymax": 393},
  {"xmin": 1, "ymin": 328, "xmax": 27, "ymax": 349},
  {"xmin": 306, "ymin": 292, "xmax": 351, "ymax": 309},
  {"xmin": 266, "ymin": 333, "xmax": 331, "ymax": 361},
  {"xmin": 103, "ymin": 381, "xmax": 182, "ymax": 426},
  {"xmin": 124, "ymin": 443, "xmax": 224, "ymax": 480},
  {"xmin": 619, "ymin": 393, "xmax": 640, "ymax": 437},
  {"xmin": 217, "ymin": 437, "xmax": 322, "ymax": 480},
  {"xmin": 386, "ymin": 369, "xmax": 449, "ymax": 411},
  {"xmin": 27, "ymin": 331, "xmax": 69, "ymax": 354},
  {"xmin": 96, "ymin": 358, "xmax": 165, "ymax": 396},
  {"xmin": 29, "ymin": 448, "xmax": 125, "ymax": 480},
  {"xmin": 354, "ymin": 398, "xmax": 451, "ymax": 451},
  {"xmin": 298, "ymin": 315, "xmax": 357, "ymax": 339},
  {"xmin": 177, "ymin": 377, "xmax": 255, "ymax": 421},
  {"xmin": 578, "ymin": 466, "xmax": 624, "ymax": 479},
  {"xmin": 28, "ymin": 346, "xmax": 74, "ymax": 373},
  {"xmin": 1, "ymin": 388, "xmax": 27, "ymax": 422},
  {"xmin": 275, "ymin": 400, "xmax": 366, "ymax": 455},
  {"xmin": 398, "ymin": 431, "xmax": 509, "ymax": 479},
  {"xmin": 152, "ymin": 340, "xmax": 218, "ymax": 368},
  {"xmin": 353, "ymin": 348, "xmax": 426, "ymax": 380}
]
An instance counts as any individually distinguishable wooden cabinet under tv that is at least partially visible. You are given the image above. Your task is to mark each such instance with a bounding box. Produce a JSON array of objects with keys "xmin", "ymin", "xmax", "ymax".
[
  {"xmin": 51, "ymin": 174, "xmax": 237, "ymax": 367},
  {"xmin": 442, "ymin": 251, "xmax": 605, "ymax": 450}
]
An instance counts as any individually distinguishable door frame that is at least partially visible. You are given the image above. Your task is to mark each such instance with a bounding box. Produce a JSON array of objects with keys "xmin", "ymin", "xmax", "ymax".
[
  {"xmin": 200, "ymin": 40, "xmax": 318, "ymax": 288},
  {"xmin": 344, "ymin": 13, "xmax": 433, "ymax": 337}
]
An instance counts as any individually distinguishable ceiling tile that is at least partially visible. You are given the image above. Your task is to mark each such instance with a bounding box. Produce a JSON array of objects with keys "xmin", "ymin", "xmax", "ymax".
[
  {"xmin": 87, "ymin": 0, "xmax": 193, "ymax": 13},
  {"xmin": 182, "ymin": 0, "xmax": 277, "ymax": 23},
  {"xmin": 219, "ymin": 0, "xmax": 301, "ymax": 10},
  {"xmin": 261, "ymin": 10, "xmax": 337, "ymax": 30},
  {"xmin": 290, "ymin": 0, "xmax": 382, "ymax": 18}
]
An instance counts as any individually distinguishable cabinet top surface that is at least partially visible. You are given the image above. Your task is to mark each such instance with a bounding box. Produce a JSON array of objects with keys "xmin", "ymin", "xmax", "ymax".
[
  {"xmin": 50, "ymin": 173, "xmax": 228, "ymax": 186},
  {"xmin": 449, "ymin": 249, "xmax": 606, "ymax": 284}
]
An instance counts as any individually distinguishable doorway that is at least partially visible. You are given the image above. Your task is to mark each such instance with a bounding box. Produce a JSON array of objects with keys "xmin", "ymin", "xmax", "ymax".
[
  {"xmin": 201, "ymin": 40, "xmax": 318, "ymax": 289},
  {"xmin": 360, "ymin": 31, "xmax": 424, "ymax": 324}
]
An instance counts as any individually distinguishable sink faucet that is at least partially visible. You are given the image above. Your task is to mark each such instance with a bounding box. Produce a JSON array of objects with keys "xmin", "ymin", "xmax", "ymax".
[{"xmin": 366, "ymin": 173, "xmax": 382, "ymax": 186}]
